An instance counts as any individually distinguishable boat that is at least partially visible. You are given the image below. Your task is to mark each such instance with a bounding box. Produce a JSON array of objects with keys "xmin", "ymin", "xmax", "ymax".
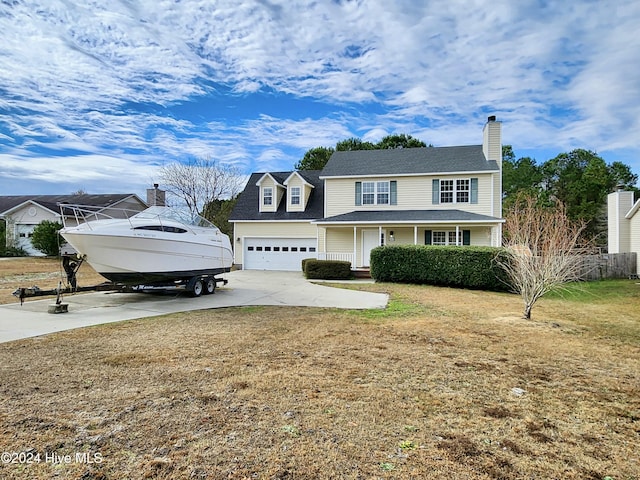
[{"xmin": 59, "ymin": 204, "xmax": 233, "ymax": 290}]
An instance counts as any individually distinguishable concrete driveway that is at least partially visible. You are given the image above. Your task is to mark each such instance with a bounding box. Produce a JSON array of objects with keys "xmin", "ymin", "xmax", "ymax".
[{"xmin": 0, "ymin": 270, "xmax": 388, "ymax": 344}]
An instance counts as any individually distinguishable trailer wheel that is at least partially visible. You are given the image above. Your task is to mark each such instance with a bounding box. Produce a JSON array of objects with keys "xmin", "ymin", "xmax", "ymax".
[
  {"xmin": 190, "ymin": 279, "xmax": 204, "ymax": 297},
  {"xmin": 204, "ymin": 277, "xmax": 216, "ymax": 295}
]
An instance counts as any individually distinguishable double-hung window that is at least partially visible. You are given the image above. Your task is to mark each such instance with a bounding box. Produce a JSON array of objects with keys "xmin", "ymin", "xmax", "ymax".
[
  {"xmin": 362, "ymin": 182, "xmax": 375, "ymax": 205},
  {"xmin": 425, "ymin": 229, "xmax": 470, "ymax": 246},
  {"xmin": 440, "ymin": 180, "xmax": 454, "ymax": 203},
  {"xmin": 362, "ymin": 181, "xmax": 390, "ymax": 205},
  {"xmin": 263, "ymin": 187, "xmax": 273, "ymax": 206},
  {"xmin": 456, "ymin": 179, "xmax": 470, "ymax": 203},
  {"xmin": 376, "ymin": 181, "xmax": 389, "ymax": 204},
  {"xmin": 439, "ymin": 178, "xmax": 471, "ymax": 204},
  {"xmin": 290, "ymin": 186, "xmax": 301, "ymax": 205}
]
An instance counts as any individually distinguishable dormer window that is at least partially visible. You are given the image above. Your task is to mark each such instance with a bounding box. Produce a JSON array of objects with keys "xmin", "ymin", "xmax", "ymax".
[
  {"xmin": 263, "ymin": 187, "xmax": 273, "ymax": 206},
  {"xmin": 291, "ymin": 187, "xmax": 301, "ymax": 205}
]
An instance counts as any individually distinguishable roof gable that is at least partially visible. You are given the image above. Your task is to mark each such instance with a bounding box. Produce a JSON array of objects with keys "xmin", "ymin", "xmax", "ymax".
[
  {"xmin": 320, "ymin": 145, "xmax": 498, "ymax": 178},
  {"xmin": 230, "ymin": 171, "xmax": 324, "ymax": 221},
  {"xmin": 0, "ymin": 194, "xmax": 144, "ymax": 216},
  {"xmin": 255, "ymin": 173, "xmax": 285, "ymax": 187},
  {"xmin": 284, "ymin": 171, "xmax": 315, "ymax": 188}
]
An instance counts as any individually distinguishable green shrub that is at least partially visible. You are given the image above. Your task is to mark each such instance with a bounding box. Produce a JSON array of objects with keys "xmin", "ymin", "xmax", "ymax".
[
  {"xmin": 370, "ymin": 244, "xmax": 512, "ymax": 291},
  {"xmin": 2, "ymin": 246, "xmax": 27, "ymax": 257},
  {"xmin": 301, "ymin": 257, "xmax": 316, "ymax": 272},
  {"xmin": 31, "ymin": 220, "xmax": 63, "ymax": 256},
  {"xmin": 304, "ymin": 259, "xmax": 352, "ymax": 280}
]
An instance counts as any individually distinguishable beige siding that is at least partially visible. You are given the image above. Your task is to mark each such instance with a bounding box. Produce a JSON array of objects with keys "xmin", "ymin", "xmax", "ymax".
[
  {"xmin": 631, "ymin": 213, "xmax": 640, "ymax": 275},
  {"xmin": 233, "ymin": 221, "xmax": 317, "ymax": 265},
  {"xmin": 483, "ymin": 121, "xmax": 502, "ymax": 164},
  {"xmin": 286, "ymin": 176, "xmax": 305, "ymax": 212},
  {"xmin": 326, "ymin": 227, "xmax": 354, "ymax": 253},
  {"xmin": 608, "ymin": 191, "xmax": 634, "ymax": 253},
  {"xmin": 325, "ymin": 174, "xmax": 498, "ymax": 217},
  {"xmin": 257, "ymin": 177, "xmax": 285, "ymax": 213},
  {"xmin": 322, "ymin": 226, "xmax": 494, "ymax": 267}
]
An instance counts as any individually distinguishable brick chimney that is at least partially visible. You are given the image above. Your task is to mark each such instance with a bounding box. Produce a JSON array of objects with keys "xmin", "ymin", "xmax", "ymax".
[{"xmin": 482, "ymin": 115, "xmax": 502, "ymax": 167}]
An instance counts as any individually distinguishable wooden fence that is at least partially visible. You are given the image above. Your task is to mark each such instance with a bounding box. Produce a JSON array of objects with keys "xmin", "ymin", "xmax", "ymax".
[{"xmin": 578, "ymin": 252, "xmax": 637, "ymax": 280}]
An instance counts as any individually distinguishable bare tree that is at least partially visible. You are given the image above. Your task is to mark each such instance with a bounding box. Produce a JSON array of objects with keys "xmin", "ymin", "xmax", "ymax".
[
  {"xmin": 157, "ymin": 157, "xmax": 243, "ymax": 216},
  {"xmin": 498, "ymin": 194, "xmax": 588, "ymax": 320}
]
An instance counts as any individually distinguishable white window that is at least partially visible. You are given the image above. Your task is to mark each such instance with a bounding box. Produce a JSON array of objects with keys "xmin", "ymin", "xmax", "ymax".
[
  {"xmin": 448, "ymin": 231, "xmax": 462, "ymax": 245},
  {"xmin": 362, "ymin": 181, "xmax": 375, "ymax": 205},
  {"xmin": 291, "ymin": 186, "xmax": 301, "ymax": 205},
  {"xmin": 263, "ymin": 187, "xmax": 273, "ymax": 205},
  {"xmin": 377, "ymin": 181, "xmax": 389, "ymax": 204},
  {"xmin": 362, "ymin": 181, "xmax": 390, "ymax": 205},
  {"xmin": 440, "ymin": 178, "xmax": 470, "ymax": 204},
  {"xmin": 431, "ymin": 231, "xmax": 463, "ymax": 245},
  {"xmin": 440, "ymin": 180, "xmax": 454, "ymax": 203},
  {"xmin": 432, "ymin": 232, "xmax": 447, "ymax": 245},
  {"xmin": 456, "ymin": 179, "xmax": 470, "ymax": 203}
]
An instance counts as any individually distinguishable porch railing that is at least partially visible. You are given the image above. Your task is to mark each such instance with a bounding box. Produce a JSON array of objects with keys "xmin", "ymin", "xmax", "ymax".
[{"xmin": 317, "ymin": 252, "xmax": 354, "ymax": 264}]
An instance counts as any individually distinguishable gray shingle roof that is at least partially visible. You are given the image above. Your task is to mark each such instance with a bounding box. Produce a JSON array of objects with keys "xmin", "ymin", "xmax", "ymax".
[
  {"xmin": 0, "ymin": 194, "xmax": 141, "ymax": 215},
  {"xmin": 230, "ymin": 171, "xmax": 324, "ymax": 221},
  {"xmin": 314, "ymin": 209, "xmax": 503, "ymax": 224},
  {"xmin": 320, "ymin": 145, "xmax": 498, "ymax": 177}
]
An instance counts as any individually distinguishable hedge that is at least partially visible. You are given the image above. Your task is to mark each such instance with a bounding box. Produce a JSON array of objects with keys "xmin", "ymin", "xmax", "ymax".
[
  {"xmin": 303, "ymin": 259, "xmax": 353, "ymax": 280},
  {"xmin": 370, "ymin": 244, "xmax": 512, "ymax": 291}
]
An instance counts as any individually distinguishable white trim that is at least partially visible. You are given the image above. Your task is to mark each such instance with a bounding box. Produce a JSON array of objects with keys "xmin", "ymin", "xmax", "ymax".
[
  {"xmin": 1, "ymin": 200, "xmax": 59, "ymax": 217},
  {"xmin": 283, "ymin": 171, "xmax": 315, "ymax": 188},
  {"xmin": 255, "ymin": 173, "xmax": 285, "ymax": 187},
  {"xmin": 314, "ymin": 219, "xmax": 505, "ymax": 226},
  {"xmin": 230, "ymin": 219, "xmax": 315, "ymax": 223},
  {"xmin": 626, "ymin": 198, "xmax": 640, "ymax": 219}
]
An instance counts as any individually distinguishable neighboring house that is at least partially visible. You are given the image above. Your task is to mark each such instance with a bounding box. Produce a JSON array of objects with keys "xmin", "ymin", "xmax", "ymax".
[
  {"xmin": 230, "ymin": 116, "xmax": 504, "ymax": 271},
  {"xmin": 0, "ymin": 193, "xmax": 149, "ymax": 256},
  {"xmin": 608, "ymin": 187, "xmax": 640, "ymax": 275}
]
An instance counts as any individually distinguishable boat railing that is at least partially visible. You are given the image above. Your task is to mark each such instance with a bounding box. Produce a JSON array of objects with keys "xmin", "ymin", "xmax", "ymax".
[
  {"xmin": 58, "ymin": 204, "xmax": 216, "ymax": 235},
  {"xmin": 58, "ymin": 204, "xmax": 145, "ymax": 230}
]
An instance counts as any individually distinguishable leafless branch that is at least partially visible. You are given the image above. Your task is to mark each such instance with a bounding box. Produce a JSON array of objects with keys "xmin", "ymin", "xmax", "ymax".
[
  {"xmin": 157, "ymin": 157, "xmax": 243, "ymax": 215},
  {"xmin": 497, "ymin": 195, "xmax": 588, "ymax": 319}
]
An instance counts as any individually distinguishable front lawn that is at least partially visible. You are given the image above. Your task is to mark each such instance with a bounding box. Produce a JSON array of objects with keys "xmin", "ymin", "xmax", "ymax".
[{"xmin": 0, "ymin": 269, "xmax": 638, "ymax": 479}]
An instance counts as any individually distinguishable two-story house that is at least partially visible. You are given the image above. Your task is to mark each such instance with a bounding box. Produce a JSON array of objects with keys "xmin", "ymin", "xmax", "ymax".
[{"xmin": 230, "ymin": 116, "xmax": 504, "ymax": 270}]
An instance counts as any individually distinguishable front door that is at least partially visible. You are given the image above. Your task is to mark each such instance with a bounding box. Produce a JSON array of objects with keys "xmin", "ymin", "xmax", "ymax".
[{"xmin": 362, "ymin": 229, "xmax": 381, "ymax": 268}]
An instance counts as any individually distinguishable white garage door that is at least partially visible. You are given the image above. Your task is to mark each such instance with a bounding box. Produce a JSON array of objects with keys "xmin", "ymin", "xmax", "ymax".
[{"xmin": 244, "ymin": 238, "xmax": 317, "ymax": 271}]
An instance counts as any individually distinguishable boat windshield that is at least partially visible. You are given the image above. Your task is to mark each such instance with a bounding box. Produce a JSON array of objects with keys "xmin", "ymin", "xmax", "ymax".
[{"xmin": 133, "ymin": 206, "xmax": 216, "ymax": 228}]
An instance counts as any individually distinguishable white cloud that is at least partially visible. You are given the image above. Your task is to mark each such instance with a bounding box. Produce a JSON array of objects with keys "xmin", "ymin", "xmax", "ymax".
[{"xmin": 0, "ymin": 0, "xmax": 639, "ymax": 195}]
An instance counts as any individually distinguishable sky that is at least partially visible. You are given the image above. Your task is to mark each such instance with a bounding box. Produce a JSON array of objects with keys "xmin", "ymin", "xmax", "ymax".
[{"xmin": 1, "ymin": 0, "xmax": 639, "ymax": 199}]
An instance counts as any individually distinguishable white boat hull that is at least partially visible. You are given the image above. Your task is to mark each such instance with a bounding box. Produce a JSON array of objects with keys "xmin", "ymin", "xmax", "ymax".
[
  {"xmin": 59, "ymin": 206, "xmax": 234, "ymax": 285},
  {"xmin": 62, "ymin": 231, "xmax": 233, "ymax": 284}
]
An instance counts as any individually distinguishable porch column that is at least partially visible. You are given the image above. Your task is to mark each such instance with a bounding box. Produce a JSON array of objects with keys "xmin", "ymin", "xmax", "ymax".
[
  {"xmin": 456, "ymin": 225, "xmax": 460, "ymax": 245},
  {"xmin": 414, "ymin": 226, "xmax": 418, "ymax": 245},
  {"xmin": 353, "ymin": 226, "xmax": 357, "ymax": 267}
]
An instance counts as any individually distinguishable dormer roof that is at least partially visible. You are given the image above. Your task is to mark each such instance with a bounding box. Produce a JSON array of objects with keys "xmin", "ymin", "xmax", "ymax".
[
  {"xmin": 255, "ymin": 173, "xmax": 285, "ymax": 187},
  {"xmin": 230, "ymin": 170, "xmax": 323, "ymax": 221},
  {"xmin": 284, "ymin": 171, "xmax": 315, "ymax": 188}
]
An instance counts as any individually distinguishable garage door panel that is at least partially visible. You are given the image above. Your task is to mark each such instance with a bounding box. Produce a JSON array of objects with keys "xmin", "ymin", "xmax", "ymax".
[{"xmin": 244, "ymin": 238, "xmax": 316, "ymax": 271}]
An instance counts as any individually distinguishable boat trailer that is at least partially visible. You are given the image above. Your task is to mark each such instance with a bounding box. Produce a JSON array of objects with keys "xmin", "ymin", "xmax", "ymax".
[{"xmin": 12, "ymin": 254, "xmax": 228, "ymax": 312}]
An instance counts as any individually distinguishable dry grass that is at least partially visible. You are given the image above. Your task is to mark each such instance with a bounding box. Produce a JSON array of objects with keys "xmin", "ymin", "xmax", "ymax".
[
  {"xmin": 0, "ymin": 258, "xmax": 639, "ymax": 479},
  {"xmin": 0, "ymin": 257, "xmax": 107, "ymax": 305}
]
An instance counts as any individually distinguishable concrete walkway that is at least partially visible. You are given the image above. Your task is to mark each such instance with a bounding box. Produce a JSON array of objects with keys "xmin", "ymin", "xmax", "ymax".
[{"xmin": 0, "ymin": 270, "xmax": 388, "ymax": 344}]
